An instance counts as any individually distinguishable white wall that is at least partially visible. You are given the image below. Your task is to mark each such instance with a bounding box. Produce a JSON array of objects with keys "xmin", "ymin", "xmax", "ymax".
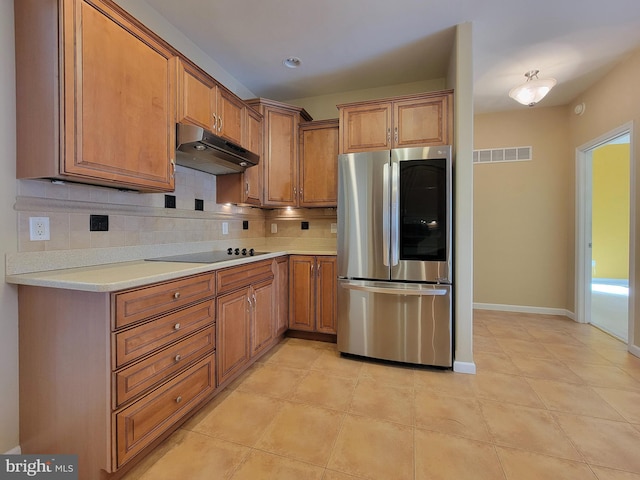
[{"xmin": 0, "ymin": 0, "xmax": 20, "ymax": 453}]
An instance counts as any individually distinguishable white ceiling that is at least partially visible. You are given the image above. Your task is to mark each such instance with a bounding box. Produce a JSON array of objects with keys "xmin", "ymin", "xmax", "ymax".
[{"xmin": 142, "ymin": 0, "xmax": 640, "ymax": 113}]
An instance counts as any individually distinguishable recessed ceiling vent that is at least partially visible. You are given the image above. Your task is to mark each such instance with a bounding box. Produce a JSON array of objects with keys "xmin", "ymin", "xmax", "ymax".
[{"xmin": 473, "ymin": 146, "xmax": 532, "ymax": 164}]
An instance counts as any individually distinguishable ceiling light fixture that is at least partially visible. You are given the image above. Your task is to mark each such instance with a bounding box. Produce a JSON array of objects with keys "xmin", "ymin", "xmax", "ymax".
[
  {"xmin": 508, "ymin": 70, "xmax": 556, "ymax": 107},
  {"xmin": 282, "ymin": 56, "xmax": 302, "ymax": 69}
]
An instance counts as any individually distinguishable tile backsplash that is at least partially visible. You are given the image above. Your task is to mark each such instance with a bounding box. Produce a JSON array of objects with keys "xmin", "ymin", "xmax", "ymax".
[{"xmin": 12, "ymin": 166, "xmax": 336, "ymax": 270}]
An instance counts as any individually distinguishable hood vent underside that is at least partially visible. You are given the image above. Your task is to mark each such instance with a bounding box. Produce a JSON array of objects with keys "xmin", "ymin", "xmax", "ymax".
[{"xmin": 175, "ymin": 123, "xmax": 259, "ymax": 176}]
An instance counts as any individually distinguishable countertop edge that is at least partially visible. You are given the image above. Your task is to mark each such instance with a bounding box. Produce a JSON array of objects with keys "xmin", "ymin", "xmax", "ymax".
[{"xmin": 5, "ymin": 250, "xmax": 337, "ymax": 292}]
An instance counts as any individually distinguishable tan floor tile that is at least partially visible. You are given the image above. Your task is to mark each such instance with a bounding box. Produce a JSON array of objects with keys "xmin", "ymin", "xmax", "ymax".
[
  {"xmin": 496, "ymin": 446, "xmax": 597, "ymax": 480},
  {"xmin": 327, "ymin": 414, "xmax": 413, "ymax": 480},
  {"xmin": 527, "ymin": 378, "xmax": 625, "ymax": 421},
  {"xmin": 474, "ymin": 324, "xmax": 493, "ymax": 337},
  {"xmin": 473, "ymin": 335, "xmax": 505, "ymax": 354},
  {"xmin": 593, "ymin": 387, "xmax": 640, "ymax": 423},
  {"xmin": 263, "ymin": 341, "xmax": 324, "ymax": 369},
  {"xmin": 480, "ymin": 401, "xmax": 582, "ymax": 461},
  {"xmin": 414, "ymin": 369, "xmax": 475, "ymax": 398},
  {"xmin": 310, "ymin": 349, "xmax": 364, "ymax": 378},
  {"xmin": 230, "ymin": 450, "xmax": 324, "ymax": 480},
  {"xmin": 236, "ymin": 363, "xmax": 306, "ymax": 398},
  {"xmin": 474, "ymin": 351, "xmax": 522, "ymax": 375},
  {"xmin": 496, "ymin": 337, "xmax": 556, "ymax": 360},
  {"xmin": 568, "ymin": 364, "xmax": 640, "ymax": 390},
  {"xmin": 486, "ymin": 323, "xmax": 537, "ymax": 341},
  {"xmin": 131, "ymin": 430, "xmax": 250, "ymax": 480},
  {"xmin": 414, "ymin": 429, "xmax": 505, "ymax": 480},
  {"xmin": 524, "ymin": 328, "xmax": 585, "ymax": 345},
  {"xmin": 555, "ymin": 413, "xmax": 640, "ymax": 473},
  {"xmin": 511, "ymin": 356, "xmax": 586, "ymax": 383},
  {"xmin": 255, "ymin": 401, "xmax": 343, "ymax": 466},
  {"xmin": 470, "ymin": 371, "xmax": 545, "ymax": 408},
  {"xmin": 545, "ymin": 343, "xmax": 613, "ymax": 365},
  {"xmin": 189, "ymin": 390, "xmax": 285, "ymax": 446},
  {"xmin": 349, "ymin": 378, "xmax": 413, "ymax": 425},
  {"xmin": 292, "ymin": 370, "xmax": 357, "ymax": 411},
  {"xmin": 322, "ymin": 470, "xmax": 368, "ymax": 480},
  {"xmin": 414, "ymin": 390, "xmax": 490, "ymax": 441},
  {"xmin": 590, "ymin": 466, "xmax": 640, "ymax": 479},
  {"xmin": 358, "ymin": 361, "xmax": 415, "ymax": 387}
]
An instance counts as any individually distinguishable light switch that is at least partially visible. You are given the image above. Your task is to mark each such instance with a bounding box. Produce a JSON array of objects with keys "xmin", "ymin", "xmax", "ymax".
[{"xmin": 222, "ymin": 222, "xmax": 229, "ymax": 235}]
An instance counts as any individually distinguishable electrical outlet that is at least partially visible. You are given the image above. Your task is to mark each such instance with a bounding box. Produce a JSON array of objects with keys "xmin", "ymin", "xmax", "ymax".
[
  {"xmin": 331, "ymin": 223, "xmax": 337, "ymax": 234},
  {"xmin": 29, "ymin": 217, "xmax": 50, "ymax": 241},
  {"xmin": 271, "ymin": 223, "xmax": 277, "ymax": 234},
  {"xmin": 222, "ymin": 222, "xmax": 229, "ymax": 235}
]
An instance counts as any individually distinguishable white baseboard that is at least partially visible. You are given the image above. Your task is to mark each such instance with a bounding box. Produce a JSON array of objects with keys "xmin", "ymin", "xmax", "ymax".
[
  {"xmin": 4, "ymin": 446, "xmax": 21, "ymax": 455},
  {"xmin": 629, "ymin": 344, "xmax": 640, "ymax": 358},
  {"xmin": 453, "ymin": 361, "xmax": 476, "ymax": 374},
  {"xmin": 474, "ymin": 302, "xmax": 574, "ymax": 320}
]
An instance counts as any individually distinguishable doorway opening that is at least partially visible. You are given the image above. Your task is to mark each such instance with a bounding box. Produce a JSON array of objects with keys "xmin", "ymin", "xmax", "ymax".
[{"xmin": 576, "ymin": 124, "xmax": 633, "ymax": 343}]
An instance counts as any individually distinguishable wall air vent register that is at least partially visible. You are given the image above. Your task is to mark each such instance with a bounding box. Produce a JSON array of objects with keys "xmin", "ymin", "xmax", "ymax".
[{"xmin": 473, "ymin": 146, "xmax": 532, "ymax": 164}]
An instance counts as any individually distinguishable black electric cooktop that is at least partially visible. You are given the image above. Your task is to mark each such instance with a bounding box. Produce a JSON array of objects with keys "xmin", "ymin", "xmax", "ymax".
[{"xmin": 146, "ymin": 248, "xmax": 266, "ymax": 264}]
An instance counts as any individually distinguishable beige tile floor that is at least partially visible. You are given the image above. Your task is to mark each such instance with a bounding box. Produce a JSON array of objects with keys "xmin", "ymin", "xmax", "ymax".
[{"xmin": 122, "ymin": 310, "xmax": 640, "ymax": 480}]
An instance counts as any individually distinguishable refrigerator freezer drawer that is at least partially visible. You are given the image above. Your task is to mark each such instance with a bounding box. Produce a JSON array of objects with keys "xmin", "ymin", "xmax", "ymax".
[{"xmin": 337, "ymin": 279, "xmax": 452, "ymax": 367}]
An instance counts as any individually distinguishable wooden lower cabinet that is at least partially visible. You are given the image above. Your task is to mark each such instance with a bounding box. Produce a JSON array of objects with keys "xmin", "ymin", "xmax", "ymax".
[
  {"xmin": 289, "ymin": 255, "xmax": 337, "ymax": 334},
  {"xmin": 215, "ymin": 258, "xmax": 285, "ymax": 387},
  {"xmin": 18, "ymin": 273, "xmax": 217, "ymax": 480}
]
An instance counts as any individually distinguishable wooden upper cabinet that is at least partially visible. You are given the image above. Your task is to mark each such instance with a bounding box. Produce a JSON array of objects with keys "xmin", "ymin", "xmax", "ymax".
[
  {"xmin": 298, "ymin": 119, "xmax": 339, "ymax": 207},
  {"xmin": 214, "ymin": 85, "xmax": 245, "ymax": 146},
  {"xmin": 339, "ymin": 102, "xmax": 392, "ymax": 153},
  {"xmin": 15, "ymin": 0, "xmax": 177, "ymax": 192},
  {"xmin": 246, "ymin": 99, "xmax": 312, "ymax": 207},
  {"xmin": 177, "ymin": 60, "xmax": 216, "ymax": 132},
  {"xmin": 338, "ymin": 90, "xmax": 453, "ymax": 153}
]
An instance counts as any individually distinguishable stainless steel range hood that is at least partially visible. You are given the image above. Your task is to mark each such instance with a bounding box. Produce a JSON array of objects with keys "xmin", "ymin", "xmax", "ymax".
[{"xmin": 175, "ymin": 123, "xmax": 259, "ymax": 175}]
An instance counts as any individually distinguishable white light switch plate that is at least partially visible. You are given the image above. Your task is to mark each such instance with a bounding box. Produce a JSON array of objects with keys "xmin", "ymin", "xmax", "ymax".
[
  {"xmin": 330, "ymin": 223, "xmax": 337, "ymax": 234},
  {"xmin": 271, "ymin": 223, "xmax": 277, "ymax": 234},
  {"xmin": 222, "ymin": 222, "xmax": 229, "ymax": 235}
]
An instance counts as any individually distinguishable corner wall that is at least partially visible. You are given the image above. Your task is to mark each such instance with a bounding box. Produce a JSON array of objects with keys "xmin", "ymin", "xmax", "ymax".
[
  {"xmin": 0, "ymin": 0, "xmax": 19, "ymax": 453},
  {"xmin": 568, "ymin": 47, "xmax": 640, "ymax": 353}
]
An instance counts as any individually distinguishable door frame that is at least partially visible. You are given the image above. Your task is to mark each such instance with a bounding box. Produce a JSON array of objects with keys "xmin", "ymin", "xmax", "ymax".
[{"xmin": 575, "ymin": 122, "xmax": 635, "ymax": 347}]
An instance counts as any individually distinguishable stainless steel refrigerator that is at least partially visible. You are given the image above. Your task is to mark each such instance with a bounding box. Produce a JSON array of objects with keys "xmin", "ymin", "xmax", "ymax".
[{"xmin": 337, "ymin": 146, "xmax": 453, "ymax": 367}]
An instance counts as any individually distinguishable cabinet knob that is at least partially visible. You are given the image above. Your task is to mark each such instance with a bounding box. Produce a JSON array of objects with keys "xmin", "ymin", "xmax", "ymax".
[
  {"xmin": 394, "ymin": 127, "xmax": 398, "ymax": 143},
  {"xmin": 173, "ymin": 291, "xmax": 181, "ymax": 299},
  {"xmin": 175, "ymin": 396, "xmax": 182, "ymax": 404},
  {"xmin": 174, "ymin": 354, "xmax": 182, "ymax": 362},
  {"xmin": 387, "ymin": 128, "xmax": 391, "ymax": 143},
  {"xmin": 174, "ymin": 323, "xmax": 181, "ymax": 331}
]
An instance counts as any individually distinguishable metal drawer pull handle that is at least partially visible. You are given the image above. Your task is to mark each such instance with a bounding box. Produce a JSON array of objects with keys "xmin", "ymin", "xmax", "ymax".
[
  {"xmin": 173, "ymin": 292, "xmax": 180, "ymax": 299},
  {"xmin": 341, "ymin": 283, "xmax": 448, "ymax": 296},
  {"xmin": 173, "ymin": 323, "xmax": 181, "ymax": 331},
  {"xmin": 174, "ymin": 354, "xmax": 182, "ymax": 362},
  {"xmin": 175, "ymin": 396, "xmax": 182, "ymax": 404}
]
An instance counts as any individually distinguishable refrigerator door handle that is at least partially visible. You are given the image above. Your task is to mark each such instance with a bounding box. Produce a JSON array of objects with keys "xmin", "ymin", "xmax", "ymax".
[
  {"xmin": 390, "ymin": 161, "xmax": 399, "ymax": 266},
  {"xmin": 382, "ymin": 163, "xmax": 390, "ymax": 267},
  {"xmin": 340, "ymin": 282, "xmax": 448, "ymax": 296}
]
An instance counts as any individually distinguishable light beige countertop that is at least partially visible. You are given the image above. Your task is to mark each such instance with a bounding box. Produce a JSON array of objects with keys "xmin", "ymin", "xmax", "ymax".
[{"xmin": 5, "ymin": 250, "xmax": 336, "ymax": 292}]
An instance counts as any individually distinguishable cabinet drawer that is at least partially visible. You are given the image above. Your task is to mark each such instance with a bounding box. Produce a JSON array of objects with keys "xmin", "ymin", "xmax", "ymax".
[
  {"xmin": 114, "ymin": 301, "xmax": 214, "ymax": 368},
  {"xmin": 216, "ymin": 259, "xmax": 273, "ymax": 294},
  {"xmin": 115, "ymin": 355, "xmax": 215, "ymax": 468},
  {"xmin": 114, "ymin": 273, "xmax": 215, "ymax": 328},
  {"xmin": 114, "ymin": 326, "xmax": 215, "ymax": 408}
]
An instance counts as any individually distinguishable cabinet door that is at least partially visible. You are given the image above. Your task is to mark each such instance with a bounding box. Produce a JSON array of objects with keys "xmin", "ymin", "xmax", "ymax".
[
  {"xmin": 216, "ymin": 288, "xmax": 251, "ymax": 385},
  {"xmin": 264, "ymin": 108, "xmax": 298, "ymax": 206},
  {"xmin": 250, "ymin": 280, "xmax": 275, "ymax": 357},
  {"xmin": 215, "ymin": 85, "xmax": 245, "ymax": 146},
  {"xmin": 289, "ymin": 256, "xmax": 315, "ymax": 331},
  {"xmin": 339, "ymin": 102, "xmax": 392, "ymax": 154},
  {"xmin": 299, "ymin": 120, "xmax": 339, "ymax": 207},
  {"xmin": 177, "ymin": 60, "xmax": 215, "ymax": 131},
  {"xmin": 244, "ymin": 108, "xmax": 263, "ymax": 205},
  {"xmin": 316, "ymin": 257, "xmax": 337, "ymax": 334},
  {"xmin": 393, "ymin": 94, "xmax": 452, "ymax": 147},
  {"xmin": 274, "ymin": 257, "xmax": 289, "ymax": 336},
  {"xmin": 63, "ymin": 0, "xmax": 176, "ymax": 191}
]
